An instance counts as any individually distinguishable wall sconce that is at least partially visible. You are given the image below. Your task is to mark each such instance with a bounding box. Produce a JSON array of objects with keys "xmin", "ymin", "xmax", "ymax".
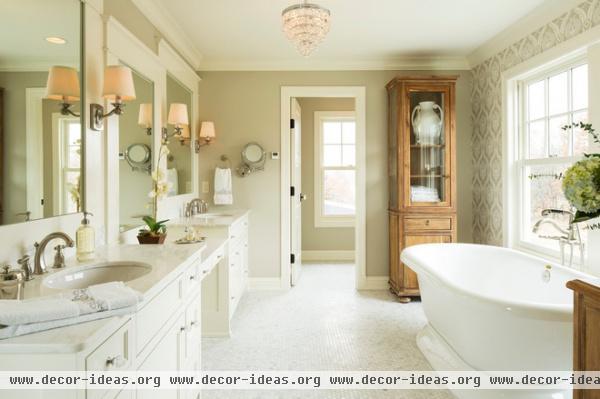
[
  {"xmin": 163, "ymin": 103, "xmax": 190, "ymax": 144},
  {"xmin": 46, "ymin": 66, "xmax": 80, "ymax": 117},
  {"xmin": 198, "ymin": 121, "xmax": 216, "ymax": 150},
  {"xmin": 90, "ymin": 65, "xmax": 136, "ymax": 131},
  {"xmin": 138, "ymin": 103, "xmax": 152, "ymax": 135}
]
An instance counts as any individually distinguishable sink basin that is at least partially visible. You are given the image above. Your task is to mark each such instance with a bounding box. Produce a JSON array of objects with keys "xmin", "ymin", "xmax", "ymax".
[{"xmin": 43, "ymin": 261, "xmax": 152, "ymax": 290}]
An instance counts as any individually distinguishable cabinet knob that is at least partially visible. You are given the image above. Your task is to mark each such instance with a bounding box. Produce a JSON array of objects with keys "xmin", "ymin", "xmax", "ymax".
[
  {"xmin": 189, "ymin": 275, "xmax": 196, "ymax": 281},
  {"xmin": 202, "ymin": 269, "xmax": 208, "ymax": 275},
  {"xmin": 231, "ymin": 296, "xmax": 235, "ymax": 300},
  {"xmin": 425, "ymin": 220, "xmax": 430, "ymax": 226}
]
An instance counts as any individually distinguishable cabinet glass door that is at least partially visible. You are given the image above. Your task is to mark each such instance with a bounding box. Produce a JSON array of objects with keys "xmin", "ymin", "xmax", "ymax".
[{"xmin": 407, "ymin": 88, "xmax": 450, "ymax": 207}]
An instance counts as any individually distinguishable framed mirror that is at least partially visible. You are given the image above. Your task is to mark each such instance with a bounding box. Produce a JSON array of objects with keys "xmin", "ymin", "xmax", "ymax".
[
  {"xmin": 242, "ymin": 142, "xmax": 266, "ymax": 166},
  {"xmin": 0, "ymin": 0, "xmax": 83, "ymax": 225},
  {"xmin": 166, "ymin": 73, "xmax": 193, "ymax": 197},
  {"xmin": 119, "ymin": 67, "xmax": 154, "ymax": 230}
]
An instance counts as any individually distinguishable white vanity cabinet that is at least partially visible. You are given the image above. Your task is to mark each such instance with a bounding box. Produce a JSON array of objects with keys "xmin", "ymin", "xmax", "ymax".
[{"xmin": 201, "ymin": 212, "xmax": 249, "ymax": 336}]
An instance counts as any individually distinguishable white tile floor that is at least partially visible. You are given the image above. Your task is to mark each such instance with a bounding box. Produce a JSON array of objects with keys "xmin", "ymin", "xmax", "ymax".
[{"xmin": 202, "ymin": 263, "xmax": 453, "ymax": 399}]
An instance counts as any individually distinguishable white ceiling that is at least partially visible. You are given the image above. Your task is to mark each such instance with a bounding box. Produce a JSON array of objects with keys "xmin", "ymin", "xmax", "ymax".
[
  {"xmin": 0, "ymin": 0, "xmax": 80, "ymax": 70},
  {"xmin": 150, "ymin": 0, "xmax": 549, "ymax": 70}
]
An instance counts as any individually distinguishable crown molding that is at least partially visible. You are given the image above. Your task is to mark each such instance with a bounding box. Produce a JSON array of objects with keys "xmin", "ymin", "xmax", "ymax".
[
  {"xmin": 198, "ymin": 56, "xmax": 471, "ymax": 71},
  {"xmin": 130, "ymin": 0, "xmax": 203, "ymax": 70},
  {"xmin": 467, "ymin": 0, "xmax": 585, "ymax": 67}
]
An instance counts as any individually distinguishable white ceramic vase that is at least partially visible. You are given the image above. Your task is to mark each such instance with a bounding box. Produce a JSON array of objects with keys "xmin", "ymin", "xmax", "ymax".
[{"xmin": 411, "ymin": 101, "xmax": 444, "ymax": 144}]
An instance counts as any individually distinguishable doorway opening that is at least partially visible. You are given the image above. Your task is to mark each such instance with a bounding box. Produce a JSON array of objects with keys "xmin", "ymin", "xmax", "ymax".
[{"xmin": 280, "ymin": 87, "xmax": 366, "ymax": 290}]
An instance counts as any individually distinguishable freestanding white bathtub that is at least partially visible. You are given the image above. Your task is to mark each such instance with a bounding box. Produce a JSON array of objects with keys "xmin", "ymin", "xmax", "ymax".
[{"xmin": 400, "ymin": 243, "xmax": 595, "ymax": 399}]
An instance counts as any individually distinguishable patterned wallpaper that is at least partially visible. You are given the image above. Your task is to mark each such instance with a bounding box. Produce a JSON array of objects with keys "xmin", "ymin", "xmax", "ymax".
[{"xmin": 471, "ymin": 0, "xmax": 600, "ymax": 244}]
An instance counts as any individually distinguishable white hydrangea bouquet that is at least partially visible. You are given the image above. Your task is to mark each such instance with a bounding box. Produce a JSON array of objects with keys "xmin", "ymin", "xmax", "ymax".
[{"xmin": 562, "ymin": 122, "xmax": 600, "ymax": 227}]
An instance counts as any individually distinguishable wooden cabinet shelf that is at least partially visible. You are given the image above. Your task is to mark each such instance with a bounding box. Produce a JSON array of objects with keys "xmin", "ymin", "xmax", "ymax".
[{"xmin": 387, "ymin": 76, "xmax": 457, "ymax": 302}]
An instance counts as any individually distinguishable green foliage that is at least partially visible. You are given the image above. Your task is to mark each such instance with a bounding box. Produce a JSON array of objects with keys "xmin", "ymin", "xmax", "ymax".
[{"xmin": 138, "ymin": 216, "xmax": 169, "ymax": 237}]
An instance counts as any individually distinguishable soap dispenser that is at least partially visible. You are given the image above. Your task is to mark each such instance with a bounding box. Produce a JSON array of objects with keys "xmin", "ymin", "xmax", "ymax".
[{"xmin": 76, "ymin": 212, "xmax": 95, "ymax": 261}]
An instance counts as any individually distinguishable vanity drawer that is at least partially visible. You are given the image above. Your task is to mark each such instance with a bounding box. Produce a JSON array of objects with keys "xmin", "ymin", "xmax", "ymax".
[
  {"xmin": 229, "ymin": 216, "xmax": 248, "ymax": 241},
  {"xmin": 86, "ymin": 319, "xmax": 132, "ymax": 399},
  {"xmin": 404, "ymin": 217, "xmax": 452, "ymax": 231},
  {"xmin": 182, "ymin": 262, "xmax": 200, "ymax": 298}
]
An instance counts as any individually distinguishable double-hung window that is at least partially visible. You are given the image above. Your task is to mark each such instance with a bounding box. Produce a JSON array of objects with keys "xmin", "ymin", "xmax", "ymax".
[
  {"xmin": 516, "ymin": 60, "xmax": 589, "ymax": 254},
  {"xmin": 53, "ymin": 115, "xmax": 82, "ymax": 214},
  {"xmin": 314, "ymin": 111, "xmax": 356, "ymax": 227}
]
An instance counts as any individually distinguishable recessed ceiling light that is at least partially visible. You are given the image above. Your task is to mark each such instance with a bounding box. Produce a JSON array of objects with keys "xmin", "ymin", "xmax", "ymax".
[{"xmin": 46, "ymin": 37, "xmax": 67, "ymax": 45}]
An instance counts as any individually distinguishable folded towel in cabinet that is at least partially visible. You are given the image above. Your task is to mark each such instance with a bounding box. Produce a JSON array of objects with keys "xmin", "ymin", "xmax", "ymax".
[
  {"xmin": 214, "ymin": 167, "xmax": 233, "ymax": 205},
  {"xmin": 0, "ymin": 281, "xmax": 143, "ymax": 327}
]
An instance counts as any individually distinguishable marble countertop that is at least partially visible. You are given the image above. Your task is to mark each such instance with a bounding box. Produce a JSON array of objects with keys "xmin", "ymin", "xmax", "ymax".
[
  {"xmin": 0, "ymin": 210, "xmax": 248, "ymax": 354},
  {"xmin": 169, "ymin": 209, "xmax": 249, "ymax": 228}
]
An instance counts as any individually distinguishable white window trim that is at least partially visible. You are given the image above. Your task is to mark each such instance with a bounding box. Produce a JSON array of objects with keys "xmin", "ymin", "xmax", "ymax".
[
  {"xmin": 314, "ymin": 111, "xmax": 356, "ymax": 228},
  {"xmin": 52, "ymin": 113, "xmax": 81, "ymax": 215},
  {"xmin": 505, "ymin": 52, "xmax": 588, "ymax": 264}
]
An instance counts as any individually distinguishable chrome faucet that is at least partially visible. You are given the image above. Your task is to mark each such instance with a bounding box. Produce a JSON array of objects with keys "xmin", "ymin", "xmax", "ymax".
[
  {"xmin": 33, "ymin": 232, "xmax": 75, "ymax": 275},
  {"xmin": 532, "ymin": 209, "xmax": 584, "ymax": 268},
  {"xmin": 185, "ymin": 199, "xmax": 208, "ymax": 217}
]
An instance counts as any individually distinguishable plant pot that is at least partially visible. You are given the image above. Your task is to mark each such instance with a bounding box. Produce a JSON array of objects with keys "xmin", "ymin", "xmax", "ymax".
[{"xmin": 137, "ymin": 233, "xmax": 167, "ymax": 245}]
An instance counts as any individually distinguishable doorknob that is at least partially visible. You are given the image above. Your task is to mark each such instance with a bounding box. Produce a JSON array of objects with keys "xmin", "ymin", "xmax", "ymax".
[{"xmin": 300, "ymin": 193, "xmax": 307, "ymax": 202}]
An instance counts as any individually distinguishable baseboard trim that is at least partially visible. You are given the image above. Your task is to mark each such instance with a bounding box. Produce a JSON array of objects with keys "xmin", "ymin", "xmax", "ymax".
[
  {"xmin": 359, "ymin": 276, "xmax": 389, "ymax": 290},
  {"xmin": 301, "ymin": 250, "xmax": 355, "ymax": 262},
  {"xmin": 248, "ymin": 277, "xmax": 284, "ymax": 290}
]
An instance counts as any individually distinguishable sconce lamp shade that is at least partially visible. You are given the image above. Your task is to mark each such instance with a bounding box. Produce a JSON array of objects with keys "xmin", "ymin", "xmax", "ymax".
[
  {"xmin": 199, "ymin": 121, "xmax": 216, "ymax": 139},
  {"xmin": 168, "ymin": 103, "xmax": 189, "ymax": 126},
  {"xmin": 102, "ymin": 65, "xmax": 136, "ymax": 102},
  {"xmin": 138, "ymin": 103, "xmax": 152, "ymax": 128},
  {"xmin": 45, "ymin": 66, "xmax": 80, "ymax": 101}
]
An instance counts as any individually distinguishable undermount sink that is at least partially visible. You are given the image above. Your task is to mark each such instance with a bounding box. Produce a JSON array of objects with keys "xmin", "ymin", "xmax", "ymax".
[{"xmin": 43, "ymin": 261, "xmax": 152, "ymax": 290}]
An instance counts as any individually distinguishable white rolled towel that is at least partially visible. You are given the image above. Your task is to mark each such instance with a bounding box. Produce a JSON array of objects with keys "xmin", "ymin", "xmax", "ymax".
[{"xmin": 214, "ymin": 167, "xmax": 233, "ymax": 205}]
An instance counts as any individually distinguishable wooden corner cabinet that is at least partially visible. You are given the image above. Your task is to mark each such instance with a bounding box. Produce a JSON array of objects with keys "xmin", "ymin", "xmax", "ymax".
[
  {"xmin": 387, "ymin": 76, "xmax": 458, "ymax": 302},
  {"xmin": 567, "ymin": 279, "xmax": 600, "ymax": 399}
]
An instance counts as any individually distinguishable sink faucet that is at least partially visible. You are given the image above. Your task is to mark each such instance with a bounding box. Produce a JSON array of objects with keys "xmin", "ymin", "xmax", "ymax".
[
  {"xmin": 33, "ymin": 232, "xmax": 75, "ymax": 275},
  {"xmin": 532, "ymin": 209, "xmax": 584, "ymax": 268},
  {"xmin": 185, "ymin": 199, "xmax": 208, "ymax": 217}
]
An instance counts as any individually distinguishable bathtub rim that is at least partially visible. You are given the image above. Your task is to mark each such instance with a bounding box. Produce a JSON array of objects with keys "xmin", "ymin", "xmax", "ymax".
[{"xmin": 400, "ymin": 243, "xmax": 594, "ymax": 318}]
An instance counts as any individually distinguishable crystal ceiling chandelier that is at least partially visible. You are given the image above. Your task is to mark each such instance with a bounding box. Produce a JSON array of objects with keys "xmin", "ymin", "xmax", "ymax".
[{"xmin": 282, "ymin": 0, "xmax": 331, "ymax": 57}]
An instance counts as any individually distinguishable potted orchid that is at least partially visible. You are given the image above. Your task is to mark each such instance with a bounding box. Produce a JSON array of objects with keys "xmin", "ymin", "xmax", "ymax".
[
  {"xmin": 137, "ymin": 143, "xmax": 171, "ymax": 244},
  {"xmin": 561, "ymin": 122, "xmax": 600, "ymax": 228}
]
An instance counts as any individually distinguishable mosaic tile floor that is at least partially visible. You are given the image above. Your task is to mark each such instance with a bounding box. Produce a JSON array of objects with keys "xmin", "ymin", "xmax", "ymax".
[{"xmin": 202, "ymin": 263, "xmax": 453, "ymax": 399}]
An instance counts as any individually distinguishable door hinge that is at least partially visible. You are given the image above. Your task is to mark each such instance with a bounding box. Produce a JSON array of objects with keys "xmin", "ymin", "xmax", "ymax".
[
  {"xmin": 290, "ymin": 186, "xmax": 295, "ymax": 196},
  {"xmin": 291, "ymin": 253, "xmax": 296, "ymax": 264},
  {"xmin": 290, "ymin": 119, "xmax": 295, "ymax": 129}
]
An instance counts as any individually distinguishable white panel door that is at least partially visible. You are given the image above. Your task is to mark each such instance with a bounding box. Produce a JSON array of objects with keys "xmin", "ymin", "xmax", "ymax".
[{"xmin": 290, "ymin": 98, "xmax": 302, "ymax": 286}]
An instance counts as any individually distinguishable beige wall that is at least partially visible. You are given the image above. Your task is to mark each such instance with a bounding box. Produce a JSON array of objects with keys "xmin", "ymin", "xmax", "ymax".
[
  {"xmin": 197, "ymin": 70, "xmax": 473, "ymax": 278},
  {"xmin": 297, "ymin": 97, "xmax": 355, "ymax": 252}
]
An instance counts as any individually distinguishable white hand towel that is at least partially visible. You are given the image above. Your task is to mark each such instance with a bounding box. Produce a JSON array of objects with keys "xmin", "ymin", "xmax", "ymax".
[
  {"xmin": 214, "ymin": 167, "xmax": 233, "ymax": 205},
  {"xmin": 0, "ymin": 282, "xmax": 143, "ymax": 327},
  {"xmin": 0, "ymin": 306, "xmax": 135, "ymax": 340},
  {"xmin": 166, "ymin": 168, "xmax": 179, "ymax": 196}
]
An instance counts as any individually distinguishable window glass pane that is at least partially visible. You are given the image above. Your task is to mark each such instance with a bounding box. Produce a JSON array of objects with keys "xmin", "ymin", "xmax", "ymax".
[
  {"xmin": 528, "ymin": 80, "xmax": 545, "ymax": 120},
  {"xmin": 323, "ymin": 122, "xmax": 341, "ymax": 144},
  {"xmin": 65, "ymin": 171, "xmax": 82, "ymax": 213},
  {"xmin": 528, "ymin": 120, "xmax": 546, "ymax": 159},
  {"xmin": 68, "ymin": 146, "xmax": 81, "ymax": 168},
  {"xmin": 524, "ymin": 164, "xmax": 573, "ymax": 248},
  {"xmin": 572, "ymin": 64, "xmax": 588, "ymax": 111},
  {"xmin": 323, "ymin": 144, "xmax": 341, "ymax": 166},
  {"xmin": 548, "ymin": 72, "xmax": 568, "ymax": 116},
  {"xmin": 573, "ymin": 110, "xmax": 590, "ymax": 155},
  {"xmin": 548, "ymin": 115, "xmax": 569, "ymax": 157},
  {"xmin": 342, "ymin": 144, "xmax": 355, "ymax": 166},
  {"xmin": 342, "ymin": 122, "xmax": 355, "ymax": 144},
  {"xmin": 68, "ymin": 122, "xmax": 81, "ymax": 145},
  {"xmin": 323, "ymin": 170, "xmax": 355, "ymax": 215}
]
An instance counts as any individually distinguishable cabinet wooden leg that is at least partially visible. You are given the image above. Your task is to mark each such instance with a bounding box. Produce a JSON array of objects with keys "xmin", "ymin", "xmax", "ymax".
[{"xmin": 398, "ymin": 297, "xmax": 412, "ymax": 304}]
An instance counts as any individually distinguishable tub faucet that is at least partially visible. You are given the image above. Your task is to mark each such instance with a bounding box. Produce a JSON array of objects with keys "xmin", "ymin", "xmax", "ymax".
[
  {"xmin": 33, "ymin": 232, "xmax": 75, "ymax": 275},
  {"xmin": 532, "ymin": 209, "xmax": 584, "ymax": 268}
]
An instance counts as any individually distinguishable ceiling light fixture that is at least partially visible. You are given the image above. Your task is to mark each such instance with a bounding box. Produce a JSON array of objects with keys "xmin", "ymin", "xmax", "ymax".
[
  {"xmin": 282, "ymin": 0, "xmax": 331, "ymax": 57},
  {"xmin": 45, "ymin": 36, "xmax": 67, "ymax": 45}
]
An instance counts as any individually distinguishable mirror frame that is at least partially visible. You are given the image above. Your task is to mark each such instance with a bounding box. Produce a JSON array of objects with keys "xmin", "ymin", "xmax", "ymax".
[{"xmin": 242, "ymin": 142, "xmax": 266, "ymax": 167}]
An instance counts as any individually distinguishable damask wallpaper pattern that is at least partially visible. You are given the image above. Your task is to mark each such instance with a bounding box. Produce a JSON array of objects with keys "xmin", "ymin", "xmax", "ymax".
[{"xmin": 471, "ymin": 0, "xmax": 600, "ymax": 244}]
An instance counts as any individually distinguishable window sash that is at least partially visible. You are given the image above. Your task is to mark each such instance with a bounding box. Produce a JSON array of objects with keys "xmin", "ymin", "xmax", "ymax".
[
  {"xmin": 514, "ymin": 58, "xmax": 588, "ymax": 261},
  {"xmin": 314, "ymin": 111, "xmax": 356, "ymax": 227}
]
